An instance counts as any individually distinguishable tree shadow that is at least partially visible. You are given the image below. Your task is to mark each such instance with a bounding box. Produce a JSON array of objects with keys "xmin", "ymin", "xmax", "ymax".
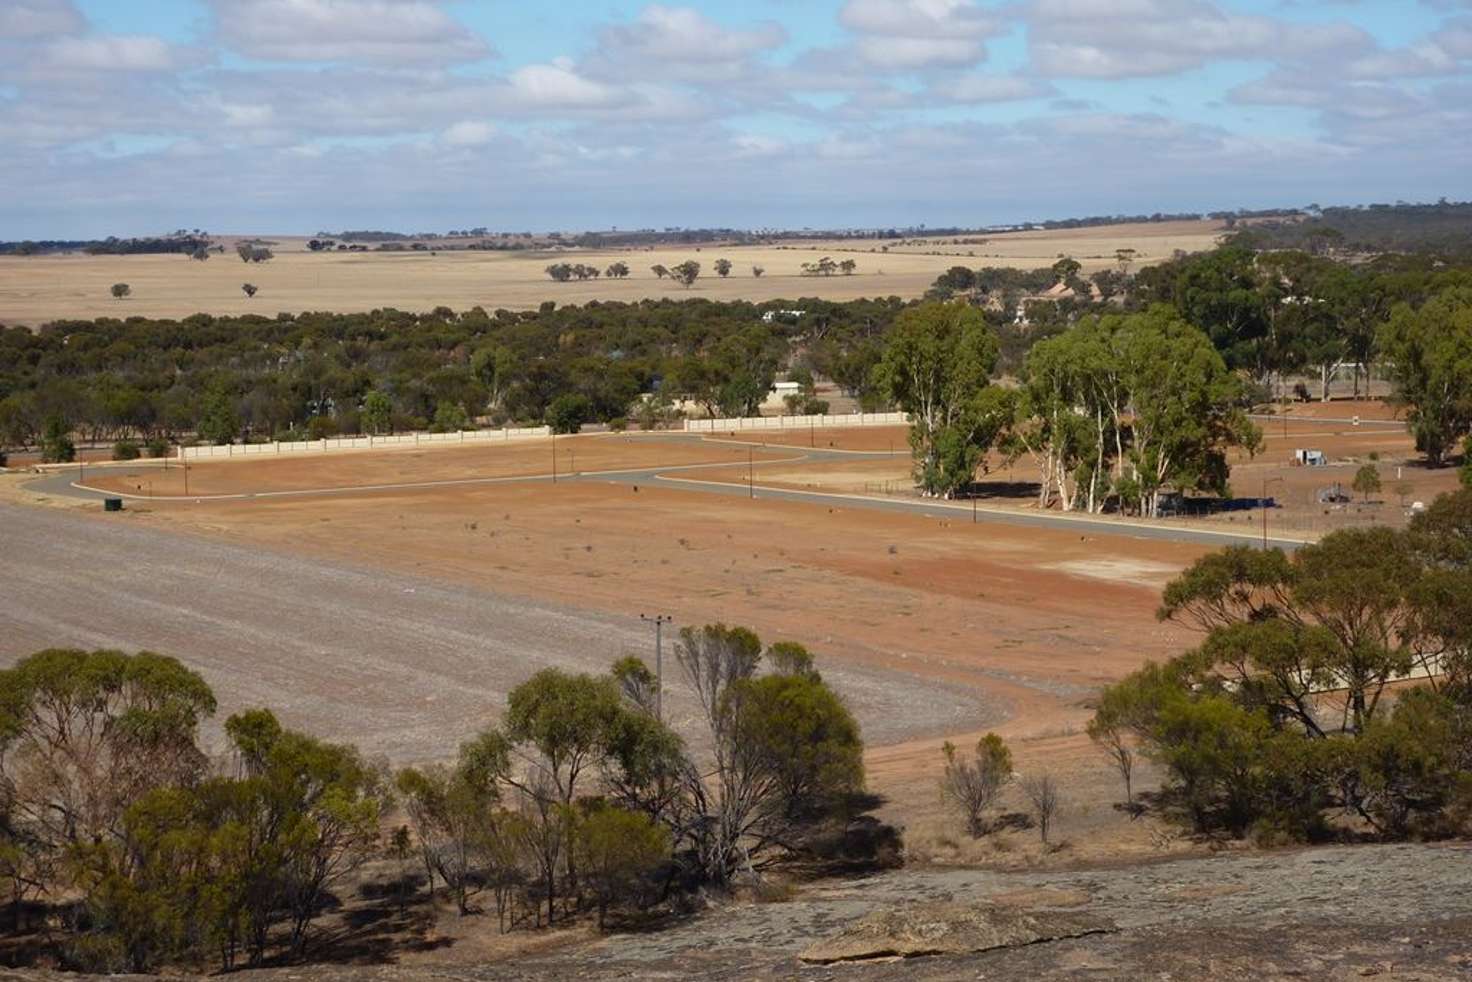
[{"xmin": 967, "ymin": 480, "xmax": 1040, "ymax": 502}]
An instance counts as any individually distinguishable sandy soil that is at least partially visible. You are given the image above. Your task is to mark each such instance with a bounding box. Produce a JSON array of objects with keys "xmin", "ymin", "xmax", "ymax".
[
  {"xmin": 81, "ymin": 434, "xmax": 793, "ymax": 498},
  {"xmin": 15, "ymin": 429, "xmax": 1215, "ymax": 855},
  {"xmin": 0, "ymin": 221, "xmax": 1224, "ymax": 325}
]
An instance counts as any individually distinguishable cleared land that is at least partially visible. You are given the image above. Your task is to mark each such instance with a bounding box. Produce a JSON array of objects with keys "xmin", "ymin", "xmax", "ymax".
[
  {"xmin": 8, "ymin": 408, "xmax": 1465, "ymax": 976},
  {"xmin": 82, "ymin": 434, "xmax": 794, "ymax": 498},
  {"xmin": 7, "ymin": 427, "xmax": 1215, "ymax": 868},
  {"xmin": 0, "ymin": 220, "xmax": 1225, "ymax": 325}
]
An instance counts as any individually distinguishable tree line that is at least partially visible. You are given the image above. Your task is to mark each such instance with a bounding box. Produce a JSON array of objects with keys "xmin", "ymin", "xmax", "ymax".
[
  {"xmin": 2, "ymin": 244, "xmax": 1469, "ymax": 496},
  {"xmin": 0, "ymin": 626, "xmax": 878, "ymax": 972},
  {"xmin": 0, "ymin": 297, "xmax": 903, "ymax": 457}
]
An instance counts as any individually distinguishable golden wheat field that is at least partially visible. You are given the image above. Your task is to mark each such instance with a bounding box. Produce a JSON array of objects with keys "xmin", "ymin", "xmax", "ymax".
[{"xmin": 0, "ymin": 220, "xmax": 1225, "ymax": 325}]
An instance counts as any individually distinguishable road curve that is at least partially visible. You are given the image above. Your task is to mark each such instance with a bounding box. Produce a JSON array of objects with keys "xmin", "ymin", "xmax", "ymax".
[{"xmin": 21, "ymin": 434, "xmax": 1308, "ymax": 551}]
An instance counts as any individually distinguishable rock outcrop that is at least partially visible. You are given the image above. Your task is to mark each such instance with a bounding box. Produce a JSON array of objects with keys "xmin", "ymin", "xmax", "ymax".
[{"xmin": 799, "ymin": 902, "xmax": 1115, "ymax": 963}]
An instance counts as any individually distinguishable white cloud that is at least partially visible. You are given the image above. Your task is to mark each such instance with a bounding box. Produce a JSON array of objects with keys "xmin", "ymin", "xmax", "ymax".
[
  {"xmin": 39, "ymin": 35, "xmax": 180, "ymax": 72},
  {"xmin": 209, "ymin": 0, "xmax": 491, "ymax": 66},
  {"xmin": 1432, "ymin": 18, "xmax": 1472, "ymax": 58},
  {"xmin": 932, "ymin": 73, "xmax": 1055, "ymax": 103},
  {"xmin": 599, "ymin": 6, "xmax": 784, "ymax": 63},
  {"xmin": 838, "ymin": 0, "xmax": 1002, "ymax": 70},
  {"xmin": 853, "ymin": 36, "xmax": 986, "ymax": 69},
  {"xmin": 506, "ymin": 59, "xmax": 629, "ymax": 110},
  {"xmin": 442, "ymin": 120, "xmax": 494, "ymax": 146},
  {"xmin": 1026, "ymin": 0, "xmax": 1368, "ymax": 78},
  {"xmin": 0, "ymin": 0, "xmax": 84, "ymax": 39},
  {"xmin": 840, "ymin": 0, "xmax": 1000, "ymax": 39}
]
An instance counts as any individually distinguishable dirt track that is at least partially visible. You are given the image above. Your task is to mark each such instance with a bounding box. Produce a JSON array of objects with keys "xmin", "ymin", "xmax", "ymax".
[{"xmin": 0, "ymin": 501, "xmax": 991, "ymax": 762}]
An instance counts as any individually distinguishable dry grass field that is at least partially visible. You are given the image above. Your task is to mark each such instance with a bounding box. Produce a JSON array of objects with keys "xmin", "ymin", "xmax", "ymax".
[{"xmin": 0, "ymin": 220, "xmax": 1225, "ymax": 325}]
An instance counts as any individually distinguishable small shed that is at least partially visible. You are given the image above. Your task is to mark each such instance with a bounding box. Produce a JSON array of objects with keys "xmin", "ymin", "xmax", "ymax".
[{"xmin": 1294, "ymin": 448, "xmax": 1327, "ymax": 466}]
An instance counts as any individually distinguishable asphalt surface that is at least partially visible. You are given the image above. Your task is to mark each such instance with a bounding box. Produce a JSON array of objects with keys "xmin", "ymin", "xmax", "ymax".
[{"xmin": 26, "ymin": 433, "xmax": 1307, "ymax": 550}]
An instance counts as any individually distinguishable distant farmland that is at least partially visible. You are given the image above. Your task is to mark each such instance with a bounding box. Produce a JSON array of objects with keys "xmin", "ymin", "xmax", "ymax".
[{"xmin": 0, "ymin": 220, "xmax": 1224, "ymax": 325}]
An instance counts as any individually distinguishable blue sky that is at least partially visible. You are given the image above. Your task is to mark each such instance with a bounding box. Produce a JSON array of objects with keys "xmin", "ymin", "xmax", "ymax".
[{"xmin": 2, "ymin": 0, "xmax": 1470, "ymax": 237}]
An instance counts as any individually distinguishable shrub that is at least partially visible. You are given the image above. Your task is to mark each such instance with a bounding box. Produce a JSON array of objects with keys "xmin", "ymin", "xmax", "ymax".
[
  {"xmin": 940, "ymin": 733, "xmax": 1012, "ymax": 837},
  {"xmin": 144, "ymin": 436, "xmax": 170, "ymax": 458},
  {"xmin": 40, "ymin": 416, "xmax": 75, "ymax": 463},
  {"xmin": 546, "ymin": 393, "xmax": 591, "ymax": 434},
  {"xmin": 111, "ymin": 440, "xmax": 140, "ymax": 461},
  {"xmin": 431, "ymin": 402, "xmax": 470, "ymax": 433},
  {"xmin": 608, "ymin": 417, "xmax": 628, "ymax": 433},
  {"xmin": 306, "ymin": 416, "xmax": 339, "ymax": 440}
]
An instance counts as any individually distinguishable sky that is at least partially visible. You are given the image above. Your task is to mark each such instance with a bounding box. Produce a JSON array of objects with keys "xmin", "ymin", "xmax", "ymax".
[{"xmin": 1, "ymin": 0, "xmax": 1470, "ymax": 237}]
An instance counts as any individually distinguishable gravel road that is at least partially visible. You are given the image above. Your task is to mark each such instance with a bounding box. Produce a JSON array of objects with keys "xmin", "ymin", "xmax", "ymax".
[{"xmin": 0, "ymin": 502, "xmax": 994, "ymax": 761}]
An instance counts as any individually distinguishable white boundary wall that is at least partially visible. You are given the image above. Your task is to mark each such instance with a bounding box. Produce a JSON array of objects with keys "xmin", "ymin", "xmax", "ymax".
[
  {"xmin": 684, "ymin": 411, "xmax": 907, "ymax": 433},
  {"xmin": 180, "ymin": 426, "xmax": 551, "ymax": 461}
]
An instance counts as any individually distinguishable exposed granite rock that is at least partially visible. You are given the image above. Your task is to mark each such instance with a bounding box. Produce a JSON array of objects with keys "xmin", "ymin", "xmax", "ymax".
[{"xmin": 799, "ymin": 902, "xmax": 1115, "ymax": 963}]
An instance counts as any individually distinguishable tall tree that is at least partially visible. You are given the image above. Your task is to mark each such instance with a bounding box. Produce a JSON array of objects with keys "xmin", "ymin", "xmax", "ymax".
[
  {"xmin": 874, "ymin": 302, "xmax": 1008, "ymax": 497},
  {"xmin": 1379, "ymin": 287, "xmax": 1472, "ymax": 467}
]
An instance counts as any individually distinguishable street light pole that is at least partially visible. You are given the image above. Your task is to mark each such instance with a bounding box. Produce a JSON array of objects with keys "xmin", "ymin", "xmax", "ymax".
[
  {"xmin": 639, "ymin": 613, "xmax": 672, "ymax": 721},
  {"xmin": 748, "ymin": 446, "xmax": 754, "ymax": 499}
]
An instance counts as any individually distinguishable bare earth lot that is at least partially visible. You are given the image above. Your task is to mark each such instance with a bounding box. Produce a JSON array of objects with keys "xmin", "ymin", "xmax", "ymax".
[
  {"xmin": 6, "ymin": 428, "xmax": 1219, "ymax": 875},
  {"xmin": 0, "ymin": 221, "xmax": 1224, "ymax": 325}
]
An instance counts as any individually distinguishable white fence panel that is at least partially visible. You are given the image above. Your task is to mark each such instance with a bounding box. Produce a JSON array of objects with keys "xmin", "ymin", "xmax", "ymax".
[
  {"xmin": 180, "ymin": 425, "xmax": 552, "ymax": 461},
  {"xmin": 684, "ymin": 412, "xmax": 906, "ymax": 433}
]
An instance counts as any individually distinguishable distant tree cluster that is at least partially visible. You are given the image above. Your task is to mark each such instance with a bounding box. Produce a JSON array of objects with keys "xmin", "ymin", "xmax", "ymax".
[
  {"xmin": 1, "ymin": 234, "xmax": 212, "ymax": 257},
  {"xmin": 799, "ymin": 257, "xmax": 857, "ymax": 276},
  {"xmin": 544, "ymin": 263, "xmax": 602, "ymax": 281},
  {"xmin": 236, "ymin": 243, "xmax": 274, "ymax": 263},
  {"xmin": 1229, "ymin": 200, "xmax": 1472, "ymax": 257}
]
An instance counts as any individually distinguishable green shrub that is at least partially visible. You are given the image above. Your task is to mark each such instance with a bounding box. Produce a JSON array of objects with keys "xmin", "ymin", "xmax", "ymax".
[
  {"xmin": 306, "ymin": 416, "xmax": 339, "ymax": 440},
  {"xmin": 40, "ymin": 416, "xmax": 75, "ymax": 463},
  {"xmin": 144, "ymin": 436, "xmax": 171, "ymax": 458},
  {"xmin": 431, "ymin": 402, "xmax": 470, "ymax": 433},
  {"xmin": 111, "ymin": 440, "xmax": 140, "ymax": 461},
  {"xmin": 546, "ymin": 393, "xmax": 591, "ymax": 434}
]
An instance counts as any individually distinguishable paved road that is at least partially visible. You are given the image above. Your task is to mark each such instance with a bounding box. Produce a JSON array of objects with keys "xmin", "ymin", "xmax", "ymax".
[
  {"xmin": 25, "ymin": 433, "xmax": 1307, "ymax": 550},
  {"xmin": 0, "ymin": 501, "xmax": 989, "ymax": 761}
]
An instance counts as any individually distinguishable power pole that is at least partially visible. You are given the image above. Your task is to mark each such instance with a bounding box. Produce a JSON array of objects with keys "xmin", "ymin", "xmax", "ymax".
[{"xmin": 639, "ymin": 614, "xmax": 672, "ymax": 721}]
